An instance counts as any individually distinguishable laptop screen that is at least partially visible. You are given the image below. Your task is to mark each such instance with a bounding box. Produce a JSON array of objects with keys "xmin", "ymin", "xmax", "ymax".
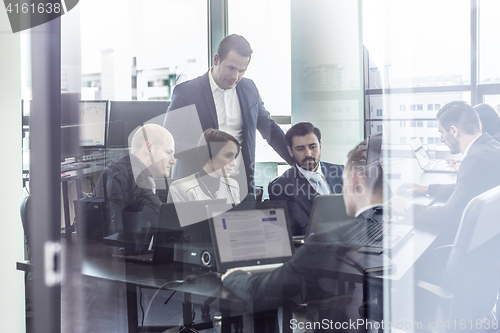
[
  {"xmin": 409, "ymin": 137, "xmax": 430, "ymax": 167},
  {"xmin": 208, "ymin": 201, "xmax": 294, "ymax": 271}
]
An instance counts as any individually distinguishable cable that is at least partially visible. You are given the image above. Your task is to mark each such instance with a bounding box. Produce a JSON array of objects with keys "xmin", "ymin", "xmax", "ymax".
[
  {"xmin": 141, "ymin": 272, "xmax": 215, "ymax": 332},
  {"xmin": 299, "ymin": 275, "xmax": 316, "ymax": 323},
  {"xmin": 163, "ymin": 290, "xmax": 176, "ymax": 305},
  {"xmin": 139, "ymin": 287, "xmax": 145, "ymax": 330}
]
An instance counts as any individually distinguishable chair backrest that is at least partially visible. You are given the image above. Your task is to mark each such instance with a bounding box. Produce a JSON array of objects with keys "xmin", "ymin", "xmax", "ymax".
[{"xmin": 441, "ymin": 185, "xmax": 500, "ymax": 321}]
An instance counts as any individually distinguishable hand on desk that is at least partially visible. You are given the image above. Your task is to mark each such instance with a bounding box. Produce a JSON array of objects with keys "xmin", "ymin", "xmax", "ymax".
[
  {"xmin": 387, "ymin": 196, "xmax": 410, "ymax": 216},
  {"xmin": 221, "ymin": 268, "xmax": 246, "ymax": 281},
  {"xmin": 396, "ymin": 183, "xmax": 428, "ymax": 197},
  {"xmin": 446, "ymin": 159, "xmax": 461, "ymax": 171}
]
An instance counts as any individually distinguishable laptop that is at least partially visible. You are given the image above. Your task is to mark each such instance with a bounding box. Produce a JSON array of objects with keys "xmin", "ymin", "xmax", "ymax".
[
  {"xmin": 207, "ymin": 201, "xmax": 295, "ymax": 273},
  {"xmin": 409, "ymin": 138, "xmax": 456, "ymax": 173},
  {"xmin": 289, "ymin": 194, "xmax": 351, "ymax": 245},
  {"xmin": 305, "ymin": 195, "xmax": 413, "ymax": 249},
  {"xmin": 150, "ymin": 199, "xmax": 229, "ymax": 263}
]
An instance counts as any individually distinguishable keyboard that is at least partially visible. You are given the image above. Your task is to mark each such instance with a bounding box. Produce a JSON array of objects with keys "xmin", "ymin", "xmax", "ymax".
[
  {"xmin": 349, "ymin": 221, "xmax": 393, "ymax": 247},
  {"xmin": 61, "ymin": 162, "xmax": 91, "ymax": 172}
]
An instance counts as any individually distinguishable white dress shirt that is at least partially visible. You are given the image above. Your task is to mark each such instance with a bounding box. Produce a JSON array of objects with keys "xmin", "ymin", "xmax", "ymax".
[
  {"xmin": 209, "ymin": 68, "xmax": 244, "ymax": 144},
  {"xmin": 463, "ymin": 135, "xmax": 481, "ymax": 158}
]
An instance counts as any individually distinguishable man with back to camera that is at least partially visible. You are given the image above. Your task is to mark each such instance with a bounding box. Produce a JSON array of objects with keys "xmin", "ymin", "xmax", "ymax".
[
  {"xmin": 268, "ymin": 122, "xmax": 344, "ymax": 236},
  {"xmin": 93, "ymin": 124, "xmax": 176, "ymax": 233},
  {"xmin": 220, "ymin": 140, "xmax": 380, "ymax": 330},
  {"xmin": 163, "ymin": 34, "xmax": 293, "ymax": 198},
  {"xmin": 390, "ymin": 101, "xmax": 500, "ymax": 242}
]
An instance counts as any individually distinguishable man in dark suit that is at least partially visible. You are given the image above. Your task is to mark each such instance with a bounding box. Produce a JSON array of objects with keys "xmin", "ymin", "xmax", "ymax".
[
  {"xmin": 220, "ymin": 140, "xmax": 376, "ymax": 330},
  {"xmin": 391, "ymin": 101, "xmax": 500, "ymax": 243},
  {"xmin": 163, "ymin": 34, "xmax": 293, "ymax": 197},
  {"xmin": 268, "ymin": 122, "xmax": 344, "ymax": 236}
]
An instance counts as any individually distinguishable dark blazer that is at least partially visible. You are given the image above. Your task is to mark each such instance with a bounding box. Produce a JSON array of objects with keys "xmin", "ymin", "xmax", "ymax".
[
  {"xmin": 412, "ymin": 133, "xmax": 500, "ymax": 242},
  {"xmin": 163, "ymin": 71, "xmax": 293, "ymax": 192},
  {"xmin": 269, "ymin": 162, "xmax": 344, "ymax": 236}
]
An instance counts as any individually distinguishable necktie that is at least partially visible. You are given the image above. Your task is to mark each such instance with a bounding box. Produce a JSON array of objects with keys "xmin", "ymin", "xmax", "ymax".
[{"xmin": 310, "ymin": 173, "xmax": 330, "ymax": 195}]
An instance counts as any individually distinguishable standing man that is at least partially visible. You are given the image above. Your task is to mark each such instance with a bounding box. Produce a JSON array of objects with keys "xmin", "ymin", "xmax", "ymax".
[
  {"xmin": 390, "ymin": 101, "xmax": 500, "ymax": 243},
  {"xmin": 163, "ymin": 34, "xmax": 293, "ymax": 197},
  {"xmin": 269, "ymin": 122, "xmax": 344, "ymax": 236}
]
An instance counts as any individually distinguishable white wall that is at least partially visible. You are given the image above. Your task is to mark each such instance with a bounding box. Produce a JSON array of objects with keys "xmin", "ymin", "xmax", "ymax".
[{"xmin": 0, "ymin": 6, "xmax": 27, "ymax": 333}]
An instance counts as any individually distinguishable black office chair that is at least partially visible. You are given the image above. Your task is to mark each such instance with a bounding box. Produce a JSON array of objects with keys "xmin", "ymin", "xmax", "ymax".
[{"xmin": 389, "ymin": 185, "xmax": 500, "ymax": 331}]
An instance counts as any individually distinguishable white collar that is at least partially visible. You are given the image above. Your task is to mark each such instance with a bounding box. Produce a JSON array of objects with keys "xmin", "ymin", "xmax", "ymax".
[
  {"xmin": 355, "ymin": 204, "xmax": 382, "ymax": 219},
  {"xmin": 296, "ymin": 162, "xmax": 325, "ymax": 181},
  {"xmin": 463, "ymin": 135, "xmax": 481, "ymax": 157}
]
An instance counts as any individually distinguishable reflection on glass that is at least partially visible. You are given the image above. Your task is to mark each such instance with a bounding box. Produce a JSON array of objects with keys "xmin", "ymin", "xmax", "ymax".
[{"xmin": 364, "ymin": 0, "xmax": 470, "ymax": 89}]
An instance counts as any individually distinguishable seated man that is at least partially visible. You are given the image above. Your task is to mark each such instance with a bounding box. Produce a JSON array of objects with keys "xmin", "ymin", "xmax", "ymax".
[
  {"xmin": 93, "ymin": 124, "xmax": 176, "ymax": 234},
  {"xmin": 221, "ymin": 140, "xmax": 377, "ymax": 322},
  {"xmin": 269, "ymin": 122, "xmax": 343, "ymax": 236},
  {"xmin": 391, "ymin": 101, "xmax": 500, "ymax": 243}
]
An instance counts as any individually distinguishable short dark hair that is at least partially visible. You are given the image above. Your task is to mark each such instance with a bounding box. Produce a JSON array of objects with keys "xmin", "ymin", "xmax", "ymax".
[
  {"xmin": 436, "ymin": 101, "xmax": 481, "ymax": 135},
  {"xmin": 217, "ymin": 34, "xmax": 253, "ymax": 62},
  {"xmin": 197, "ymin": 129, "xmax": 240, "ymax": 166},
  {"xmin": 285, "ymin": 122, "xmax": 322, "ymax": 148},
  {"xmin": 345, "ymin": 138, "xmax": 383, "ymax": 197},
  {"xmin": 474, "ymin": 103, "xmax": 500, "ymax": 136}
]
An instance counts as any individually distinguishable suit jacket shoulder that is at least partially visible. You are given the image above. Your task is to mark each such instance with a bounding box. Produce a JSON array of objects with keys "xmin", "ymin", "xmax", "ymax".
[{"xmin": 412, "ymin": 134, "xmax": 500, "ymax": 239}]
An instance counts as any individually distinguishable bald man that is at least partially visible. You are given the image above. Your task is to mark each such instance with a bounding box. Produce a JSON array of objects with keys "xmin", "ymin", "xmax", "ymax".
[{"xmin": 94, "ymin": 124, "xmax": 176, "ymax": 234}]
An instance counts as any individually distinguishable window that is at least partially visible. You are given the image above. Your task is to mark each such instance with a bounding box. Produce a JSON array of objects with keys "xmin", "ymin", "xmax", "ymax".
[
  {"xmin": 376, "ymin": 109, "xmax": 383, "ymax": 116},
  {"xmin": 428, "ymin": 137, "xmax": 442, "ymax": 144},
  {"xmin": 363, "ymin": 0, "xmax": 479, "ymax": 150},
  {"xmin": 229, "ymin": 0, "xmax": 291, "ymax": 116},
  {"xmin": 377, "ymin": 125, "xmax": 383, "ymax": 132},
  {"xmin": 80, "ymin": 0, "xmax": 208, "ymax": 101},
  {"xmin": 400, "ymin": 121, "xmax": 406, "ymax": 127}
]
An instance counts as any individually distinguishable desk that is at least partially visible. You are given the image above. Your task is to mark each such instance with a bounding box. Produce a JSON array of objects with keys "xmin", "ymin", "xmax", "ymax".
[
  {"xmin": 383, "ymin": 157, "xmax": 457, "ymax": 188},
  {"xmin": 58, "ymin": 238, "xmax": 294, "ymax": 333},
  {"xmin": 68, "ymin": 240, "xmax": 232, "ymax": 333}
]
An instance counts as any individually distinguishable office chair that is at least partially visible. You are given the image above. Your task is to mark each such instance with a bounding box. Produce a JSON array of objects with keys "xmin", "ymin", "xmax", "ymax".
[{"xmin": 375, "ymin": 185, "xmax": 500, "ymax": 331}]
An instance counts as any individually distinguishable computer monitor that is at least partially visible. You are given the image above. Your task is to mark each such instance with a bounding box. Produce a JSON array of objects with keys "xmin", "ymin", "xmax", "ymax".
[
  {"xmin": 107, "ymin": 101, "xmax": 169, "ymax": 149},
  {"xmin": 61, "ymin": 93, "xmax": 81, "ymax": 161},
  {"xmin": 79, "ymin": 100, "xmax": 108, "ymax": 148}
]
